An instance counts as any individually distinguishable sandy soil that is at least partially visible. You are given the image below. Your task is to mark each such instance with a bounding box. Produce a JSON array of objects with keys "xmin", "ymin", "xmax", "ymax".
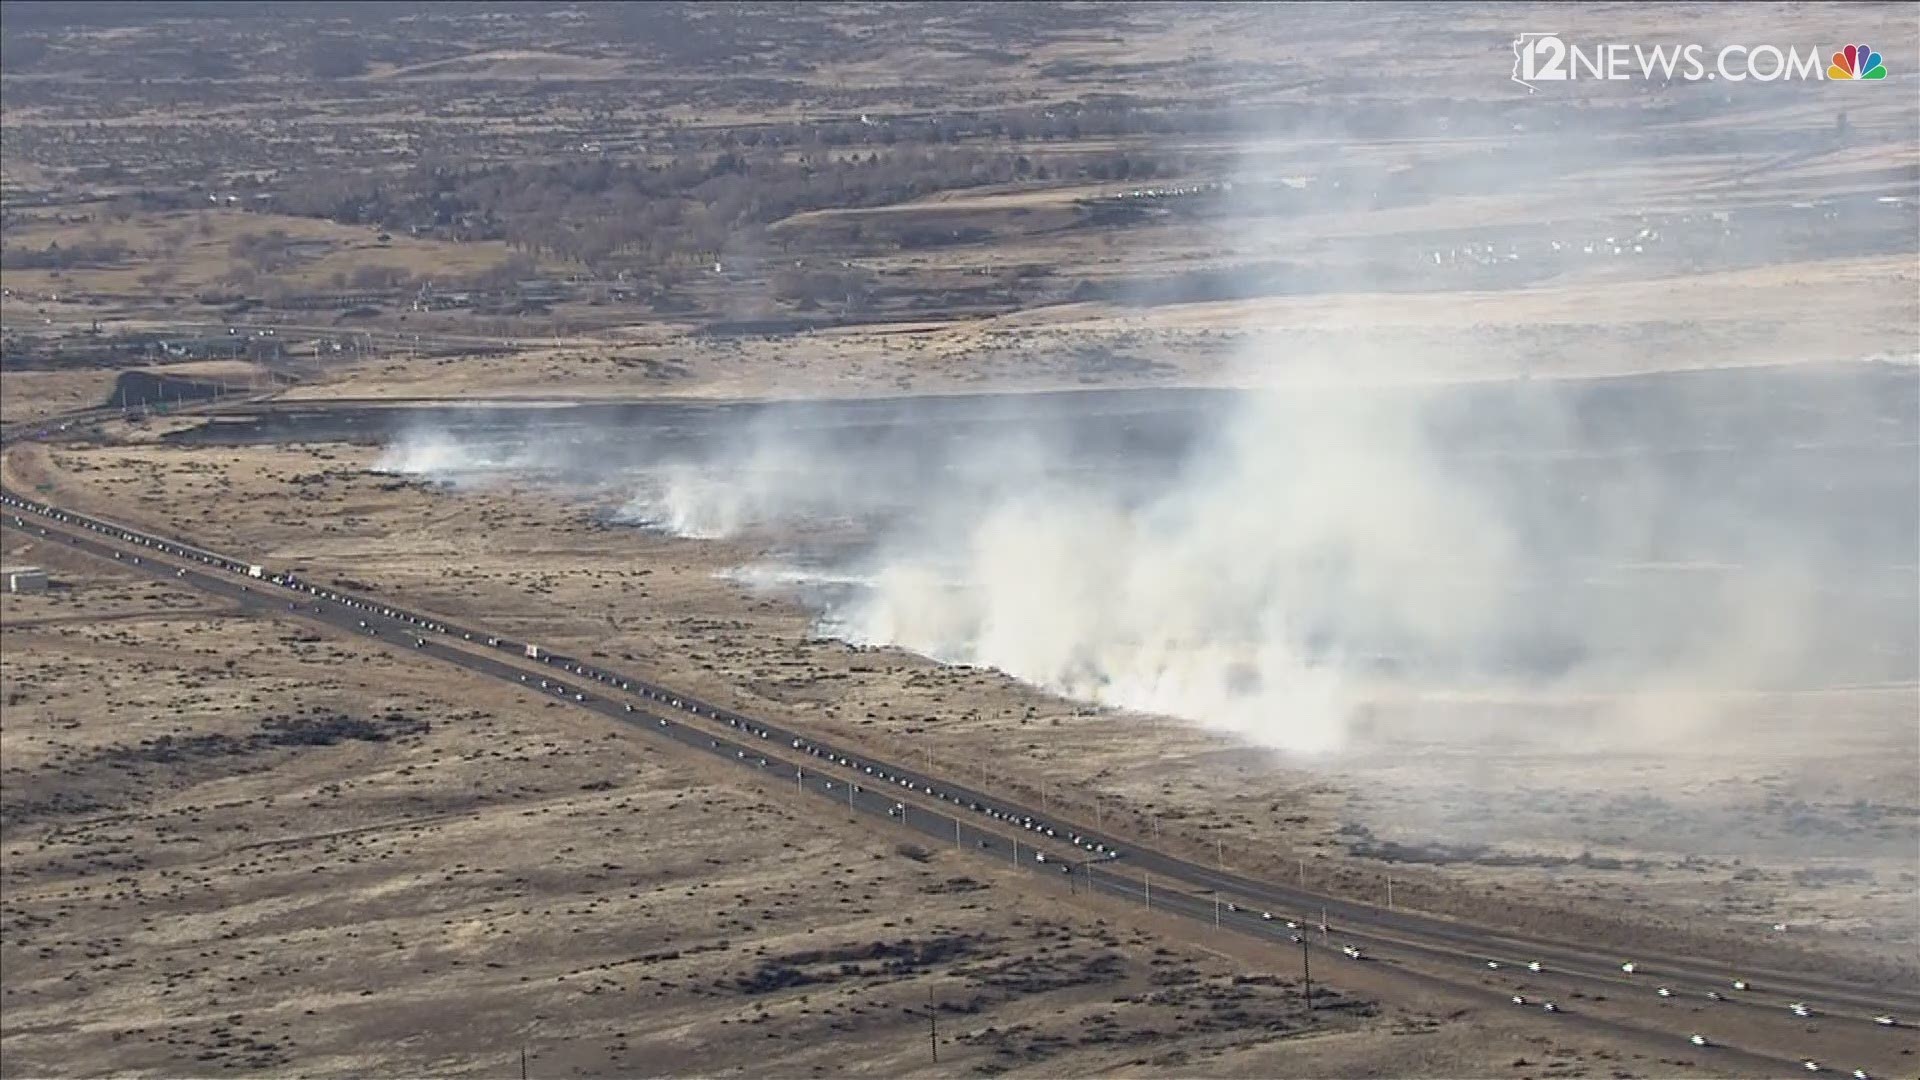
[
  {"xmin": 3, "ymin": 5, "xmax": 1914, "ymax": 1074},
  {"xmin": 10, "ymin": 436, "xmax": 1912, "ymax": 995},
  {"xmin": 0, "ymin": 209, "xmax": 528, "ymax": 297},
  {"xmin": 0, "ymin": 522, "xmax": 1720, "ymax": 1079},
  {"xmin": 244, "ymin": 245, "xmax": 1916, "ymax": 406},
  {"xmin": 0, "ymin": 371, "xmax": 126, "ymax": 424}
]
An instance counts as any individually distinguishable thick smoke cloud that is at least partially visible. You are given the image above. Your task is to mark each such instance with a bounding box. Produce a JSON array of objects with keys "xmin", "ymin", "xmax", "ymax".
[
  {"xmin": 374, "ymin": 349, "xmax": 1916, "ymax": 762},
  {"xmin": 811, "ymin": 385, "xmax": 1523, "ymax": 755},
  {"xmin": 370, "ymin": 91, "xmax": 1917, "ymax": 761}
]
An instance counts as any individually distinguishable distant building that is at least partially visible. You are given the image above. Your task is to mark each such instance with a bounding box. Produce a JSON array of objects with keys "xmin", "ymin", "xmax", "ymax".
[{"xmin": 4, "ymin": 566, "xmax": 48, "ymax": 593}]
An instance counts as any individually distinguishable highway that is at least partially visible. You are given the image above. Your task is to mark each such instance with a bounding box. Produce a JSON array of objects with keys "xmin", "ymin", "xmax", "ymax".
[{"xmin": 3, "ymin": 486, "xmax": 1916, "ymax": 1077}]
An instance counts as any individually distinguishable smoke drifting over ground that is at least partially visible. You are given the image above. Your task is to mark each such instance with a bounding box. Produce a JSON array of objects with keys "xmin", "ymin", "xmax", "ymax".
[
  {"xmin": 373, "ymin": 425, "xmax": 569, "ymax": 487},
  {"xmin": 811, "ymin": 386, "xmax": 1517, "ymax": 756},
  {"xmin": 374, "ymin": 358, "xmax": 1918, "ymax": 760},
  {"xmin": 365, "ymin": 98, "xmax": 1918, "ymax": 760}
]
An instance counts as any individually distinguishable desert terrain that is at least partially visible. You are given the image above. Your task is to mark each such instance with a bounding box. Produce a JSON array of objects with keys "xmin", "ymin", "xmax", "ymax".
[
  {"xmin": 5, "ymin": 523, "xmax": 1709, "ymax": 1078},
  {"xmin": 4, "ymin": 2, "xmax": 1917, "ymax": 1076},
  {"xmin": 7, "ymin": 386, "xmax": 1916, "ymax": 974}
]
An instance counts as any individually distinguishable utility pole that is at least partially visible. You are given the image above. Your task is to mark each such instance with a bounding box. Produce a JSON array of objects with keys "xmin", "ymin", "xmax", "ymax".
[
  {"xmin": 520, "ymin": 1046, "xmax": 528, "ymax": 1080},
  {"xmin": 927, "ymin": 986, "xmax": 938, "ymax": 1064},
  {"xmin": 1387, "ymin": 873, "xmax": 1394, "ymax": 911},
  {"xmin": 1213, "ymin": 895, "xmax": 1220, "ymax": 930},
  {"xmin": 1299, "ymin": 859, "xmax": 1306, "ymax": 890},
  {"xmin": 954, "ymin": 818, "xmax": 960, "ymax": 849},
  {"xmin": 1144, "ymin": 872, "xmax": 1151, "ymax": 911},
  {"xmin": 1300, "ymin": 937, "xmax": 1313, "ymax": 1014}
]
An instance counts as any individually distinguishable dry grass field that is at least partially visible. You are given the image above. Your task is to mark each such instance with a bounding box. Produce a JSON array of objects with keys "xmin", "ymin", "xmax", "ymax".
[
  {"xmin": 0, "ymin": 208, "xmax": 534, "ymax": 299},
  {"xmin": 0, "ymin": 370, "xmax": 125, "ymax": 424},
  {"xmin": 3, "ymin": 523, "xmax": 1727, "ymax": 1079},
  {"xmin": 4, "ymin": 3, "xmax": 1916, "ymax": 1075},
  {"xmin": 258, "ymin": 249, "xmax": 1918, "ymax": 405},
  {"xmin": 9, "ymin": 433, "xmax": 1912, "ymax": 995}
]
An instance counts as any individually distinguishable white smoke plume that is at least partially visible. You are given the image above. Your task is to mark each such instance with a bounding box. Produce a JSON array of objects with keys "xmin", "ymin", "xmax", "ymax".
[
  {"xmin": 365, "ymin": 81, "xmax": 1916, "ymax": 764},
  {"xmin": 368, "ymin": 357, "xmax": 1915, "ymax": 762},
  {"xmin": 542, "ymin": 354, "xmax": 1910, "ymax": 761},
  {"xmin": 815, "ymin": 385, "xmax": 1520, "ymax": 755},
  {"xmin": 371, "ymin": 426, "xmax": 549, "ymax": 485}
]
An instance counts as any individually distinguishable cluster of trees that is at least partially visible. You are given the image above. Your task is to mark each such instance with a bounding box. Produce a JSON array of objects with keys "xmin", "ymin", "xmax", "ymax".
[
  {"xmin": 0, "ymin": 237, "xmax": 129, "ymax": 270},
  {"xmin": 270, "ymin": 145, "xmax": 1171, "ymax": 272},
  {"xmin": 228, "ymin": 229, "xmax": 301, "ymax": 273},
  {"xmin": 595, "ymin": 101, "xmax": 1251, "ymax": 160},
  {"xmin": 210, "ymin": 261, "xmax": 420, "ymax": 298},
  {"xmin": 769, "ymin": 264, "xmax": 879, "ymax": 310}
]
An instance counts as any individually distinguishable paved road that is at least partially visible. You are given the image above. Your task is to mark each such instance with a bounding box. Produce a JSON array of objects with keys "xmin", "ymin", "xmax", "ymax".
[{"xmin": 5, "ymin": 489, "xmax": 1915, "ymax": 1078}]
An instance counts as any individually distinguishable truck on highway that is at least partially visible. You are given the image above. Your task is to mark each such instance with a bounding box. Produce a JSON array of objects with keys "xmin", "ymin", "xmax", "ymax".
[
  {"xmin": 247, "ymin": 565, "xmax": 265, "ymax": 579},
  {"xmin": 525, "ymin": 643, "xmax": 543, "ymax": 660}
]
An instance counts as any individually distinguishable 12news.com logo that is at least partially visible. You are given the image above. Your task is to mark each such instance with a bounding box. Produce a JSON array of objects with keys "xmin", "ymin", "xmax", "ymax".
[{"xmin": 1512, "ymin": 34, "xmax": 1887, "ymax": 92}]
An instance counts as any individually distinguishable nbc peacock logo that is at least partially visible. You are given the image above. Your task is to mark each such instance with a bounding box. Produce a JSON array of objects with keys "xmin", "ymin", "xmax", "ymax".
[{"xmin": 1827, "ymin": 43, "xmax": 1887, "ymax": 80}]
